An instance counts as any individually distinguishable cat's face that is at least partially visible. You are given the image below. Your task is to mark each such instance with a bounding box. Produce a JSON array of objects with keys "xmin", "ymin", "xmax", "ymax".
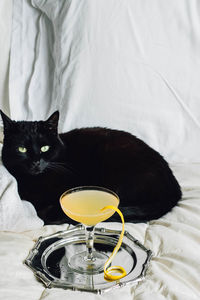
[{"xmin": 0, "ymin": 111, "xmax": 64, "ymax": 176}]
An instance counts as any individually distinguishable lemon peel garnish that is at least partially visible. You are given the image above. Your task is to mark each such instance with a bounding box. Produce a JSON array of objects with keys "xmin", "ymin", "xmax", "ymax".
[{"xmin": 101, "ymin": 205, "xmax": 127, "ymax": 281}]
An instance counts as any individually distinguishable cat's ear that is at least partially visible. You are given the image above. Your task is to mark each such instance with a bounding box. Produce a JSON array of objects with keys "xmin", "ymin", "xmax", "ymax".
[
  {"xmin": 45, "ymin": 111, "xmax": 59, "ymax": 133},
  {"xmin": 0, "ymin": 110, "xmax": 13, "ymax": 132}
]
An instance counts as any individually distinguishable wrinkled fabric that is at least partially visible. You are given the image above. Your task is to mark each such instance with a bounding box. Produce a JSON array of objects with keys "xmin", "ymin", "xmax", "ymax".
[
  {"xmin": 6, "ymin": 0, "xmax": 200, "ymax": 163},
  {"xmin": 0, "ymin": 0, "xmax": 12, "ymax": 119},
  {"xmin": 1, "ymin": 164, "xmax": 200, "ymax": 299}
]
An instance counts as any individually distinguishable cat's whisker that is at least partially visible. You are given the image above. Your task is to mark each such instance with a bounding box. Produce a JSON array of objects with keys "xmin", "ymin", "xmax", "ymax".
[
  {"xmin": 54, "ymin": 162, "xmax": 80, "ymax": 175},
  {"xmin": 54, "ymin": 162, "xmax": 79, "ymax": 174},
  {"xmin": 49, "ymin": 163, "xmax": 69, "ymax": 173},
  {"xmin": 51, "ymin": 162, "xmax": 66, "ymax": 166},
  {"xmin": 47, "ymin": 164, "xmax": 66, "ymax": 174},
  {"xmin": 47, "ymin": 162, "xmax": 79, "ymax": 176}
]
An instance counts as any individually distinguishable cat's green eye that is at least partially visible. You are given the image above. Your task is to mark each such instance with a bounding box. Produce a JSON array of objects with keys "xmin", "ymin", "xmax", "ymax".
[
  {"xmin": 41, "ymin": 145, "xmax": 50, "ymax": 152},
  {"xmin": 18, "ymin": 147, "xmax": 27, "ymax": 153}
]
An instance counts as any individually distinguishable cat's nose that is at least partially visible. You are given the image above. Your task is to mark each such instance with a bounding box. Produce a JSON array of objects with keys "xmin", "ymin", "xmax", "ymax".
[{"xmin": 33, "ymin": 161, "xmax": 40, "ymax": 167}]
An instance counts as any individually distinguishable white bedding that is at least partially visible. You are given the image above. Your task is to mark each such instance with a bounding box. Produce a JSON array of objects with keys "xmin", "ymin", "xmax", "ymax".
[
  {"xmin": 7, "ymin": 0, "xmax": 200, "ymax": 163},
  {"xmin": 1, "ymin": 164, "xmax": 200, "ymax": 300},
  {"xmin": 1, "ymin": 0, "xmax": 200, "ymax": 299},
  {"xmin": 0, "ymin": 0, "xmax": 12, "ymax": 119}
]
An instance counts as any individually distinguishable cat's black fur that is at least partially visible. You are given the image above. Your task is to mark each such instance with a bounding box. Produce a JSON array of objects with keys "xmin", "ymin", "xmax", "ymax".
[{"xmin": 0, "ymin": 110, "xmax": 182, "ymax": 224}]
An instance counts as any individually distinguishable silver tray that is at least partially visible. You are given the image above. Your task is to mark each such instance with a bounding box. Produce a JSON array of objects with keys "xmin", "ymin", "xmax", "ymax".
[{"xmin": 25, "ymin": 224, "xmax": 152, "ymax": 294}]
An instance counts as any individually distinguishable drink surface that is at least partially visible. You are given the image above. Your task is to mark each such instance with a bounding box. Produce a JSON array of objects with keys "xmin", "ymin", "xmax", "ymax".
[{"xmin": 60, "ymin": 190, "xmax": 119, "ymax": 226}]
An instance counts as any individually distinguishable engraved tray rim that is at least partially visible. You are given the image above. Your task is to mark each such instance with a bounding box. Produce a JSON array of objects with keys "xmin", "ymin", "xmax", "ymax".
[{"xmin": 24, "ymin": 224, "xmax": 153, "ymax": 294}]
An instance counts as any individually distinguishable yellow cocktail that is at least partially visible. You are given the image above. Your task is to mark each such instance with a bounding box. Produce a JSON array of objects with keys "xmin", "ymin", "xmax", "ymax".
[
  {"xmin": 60, "ymin": 189, "xmax": 119, "ymax": 226},
  {"xmin": 60, "ymin": 186, "xmax": 119, "ymax": 275}
]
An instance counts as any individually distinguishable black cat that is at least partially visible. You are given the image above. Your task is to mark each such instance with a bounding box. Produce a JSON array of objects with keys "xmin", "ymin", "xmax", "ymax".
[{"xmin": 0, "ymin": 110, "xmax": 181, "ymax": 224}]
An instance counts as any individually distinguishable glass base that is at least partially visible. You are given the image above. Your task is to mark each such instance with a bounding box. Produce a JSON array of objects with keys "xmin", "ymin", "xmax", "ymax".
[{"xmin": 68, "ymin": 250, "xmax": 108, "ymax": 275}]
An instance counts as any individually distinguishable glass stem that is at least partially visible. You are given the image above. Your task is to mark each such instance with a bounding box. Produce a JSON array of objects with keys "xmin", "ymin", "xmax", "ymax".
[{"xmin": 85, "ymin": 225, "xmax": 95, "ymax": 261}]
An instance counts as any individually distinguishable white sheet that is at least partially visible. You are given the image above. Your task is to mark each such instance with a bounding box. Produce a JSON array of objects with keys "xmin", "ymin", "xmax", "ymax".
[
  {"xmin": 0, "ymin": 0, "xmax": 12, "ymax": 120},
  {"xmin": 6, "ymin": 0, "xmax": 200, "ymax": 163},
  {"xmin": 1, "ymin": 164, "xmax": 200, "ymax": 299}
]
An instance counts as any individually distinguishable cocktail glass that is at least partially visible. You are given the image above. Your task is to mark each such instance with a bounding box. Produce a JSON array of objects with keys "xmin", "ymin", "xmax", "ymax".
[{"xmin": 60, "ymin": 186, "xmax": 119, "ymax": 275}]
